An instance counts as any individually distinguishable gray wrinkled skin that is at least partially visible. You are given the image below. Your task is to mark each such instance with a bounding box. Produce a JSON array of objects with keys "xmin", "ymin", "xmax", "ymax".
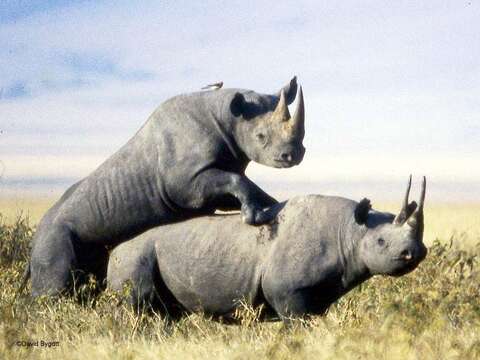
[
  {"xmin": 29, "ymin": 77, "xmax": 306, "ymax": 296},
  {"xmin": 108, "ymin": 181, "xmax": 427, "ymax": 321}
]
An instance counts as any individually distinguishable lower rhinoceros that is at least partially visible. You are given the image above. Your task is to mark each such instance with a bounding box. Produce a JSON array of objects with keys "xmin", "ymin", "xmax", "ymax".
[{"xmin": 107, "ymin": 177, "xmax": 427, "ymax": 320}]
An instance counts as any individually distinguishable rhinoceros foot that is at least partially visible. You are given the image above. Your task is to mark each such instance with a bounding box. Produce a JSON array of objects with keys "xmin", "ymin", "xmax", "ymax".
[{"xmin": 241, "ymin": 203, "xmax": 275, "ymax": 225}]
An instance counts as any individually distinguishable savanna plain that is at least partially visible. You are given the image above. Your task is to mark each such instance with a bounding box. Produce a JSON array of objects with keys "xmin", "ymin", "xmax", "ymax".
[{"xmin": 0, "ymin": 196, "xmax": 479, "ymax": 359}]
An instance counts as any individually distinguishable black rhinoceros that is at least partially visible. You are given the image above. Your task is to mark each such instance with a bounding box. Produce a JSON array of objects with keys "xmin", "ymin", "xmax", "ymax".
[
  {"xmin": 107, "ymin": 177, "xmax": 427, "ymax": 321},
  {"xmin": 27, "ymin": 77, "xmax": 306, "ymax": 296}
]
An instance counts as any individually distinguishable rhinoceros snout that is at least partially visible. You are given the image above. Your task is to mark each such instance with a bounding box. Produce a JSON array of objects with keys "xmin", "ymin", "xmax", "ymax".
[
  {"xmin": 391, "ymin": 242, "xmax": 427, "ymax": 276},
  {"xmin": 274, "ymin": 146, "xmax": 305, "ymax": 167}
]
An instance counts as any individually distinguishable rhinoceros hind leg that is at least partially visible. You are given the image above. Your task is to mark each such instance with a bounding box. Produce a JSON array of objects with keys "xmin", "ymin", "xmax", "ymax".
[
  {"xmin": 107, "ymin": 245, "xmax": 159, "ymax": 310},
  {"xmin": 30, "ymin": 225, "xmax": 78, "ymax": 297}
]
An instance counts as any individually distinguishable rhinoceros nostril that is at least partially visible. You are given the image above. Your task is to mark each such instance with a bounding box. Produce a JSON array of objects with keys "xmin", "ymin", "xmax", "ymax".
[
  {"xmin": 280, "ymin": 153, "xmax": 292, "ymax": 162},
  {"xmin": 400, "ymin": 249, "xmax": 413, "ymax": 261}
]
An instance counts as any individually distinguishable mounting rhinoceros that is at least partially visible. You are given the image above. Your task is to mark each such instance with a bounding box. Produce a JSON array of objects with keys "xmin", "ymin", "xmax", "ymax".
[
  {"xmin": 26, "ymin": 77, "xmax": 306, "ymax": 296},
  {"xmin": 107, "ymin": 177, "xmax": 427, "ymax": 321}
]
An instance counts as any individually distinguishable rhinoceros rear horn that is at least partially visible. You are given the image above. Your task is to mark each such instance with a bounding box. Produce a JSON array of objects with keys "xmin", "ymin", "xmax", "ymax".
[
  {"xmin": 272, "ymin": 89, "xmax": 291, "ymax": 122},
  {"xmin": 394, "ymin": 175, "xmax": 416, "ymax": 225},
  {"xmin": 291, "ymin": 86, "xmax": 305, "ymax": 139},
  {"xmin": 276, "ymin": 76, "xmax": 297, "ymax": 105},
  {"xmin": 407, "ymin": 176, "xmax": 426, "ymax": 240}
]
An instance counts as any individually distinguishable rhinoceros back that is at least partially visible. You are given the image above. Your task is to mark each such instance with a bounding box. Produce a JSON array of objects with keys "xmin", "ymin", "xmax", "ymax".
[{"xmin": 153, "ymin": 214, "xmax": 268, "ymax": 314}]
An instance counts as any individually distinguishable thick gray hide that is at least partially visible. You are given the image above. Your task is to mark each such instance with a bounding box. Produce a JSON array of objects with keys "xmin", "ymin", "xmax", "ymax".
[
  {"xmin": 29, "ymin": 78, "xmax": 306, "ymax": 296},
  {"xmin": 107, "ymin": 191, "xmax": 427, "ymax": 320}
]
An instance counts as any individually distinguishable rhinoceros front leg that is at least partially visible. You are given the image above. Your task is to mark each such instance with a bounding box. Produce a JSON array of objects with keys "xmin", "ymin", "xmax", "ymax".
[{"xmin": 192, "ymin": 169, "xmax": 278, "ymax": 225}]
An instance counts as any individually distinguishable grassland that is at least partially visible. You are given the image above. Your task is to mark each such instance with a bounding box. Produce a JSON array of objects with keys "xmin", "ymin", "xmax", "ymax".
[{"xmin": 0, "ymin": 197, "xmax": 479, "ymax": 359}]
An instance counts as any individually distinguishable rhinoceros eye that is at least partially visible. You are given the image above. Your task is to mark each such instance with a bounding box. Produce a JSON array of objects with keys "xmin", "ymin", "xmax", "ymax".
[
  {"xmin": 256, "ymin": 133, "xmax": 266, "ymax": 143},
  {"xmin": 377, "ymin": 238, "xmax": 385, "ymax": 246}
]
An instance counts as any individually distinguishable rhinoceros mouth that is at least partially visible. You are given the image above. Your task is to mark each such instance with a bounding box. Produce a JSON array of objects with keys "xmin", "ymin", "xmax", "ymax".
[
  {"xmin": 273, "ymin": 159, "xmax": 296, "ymax": 168},
  {"xmin": 390, "ymin": 258, "xmax": 420, "ymax": 276}
]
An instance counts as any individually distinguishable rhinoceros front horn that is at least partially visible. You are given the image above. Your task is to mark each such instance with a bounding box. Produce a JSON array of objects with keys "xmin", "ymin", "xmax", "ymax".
[
  {"xmin": 291, "ymin": 86, "xmax": 305, "ymax": 139},
  {"xmin": 407, "ymin": 176, "xmax": 426, "ymax": 240}
]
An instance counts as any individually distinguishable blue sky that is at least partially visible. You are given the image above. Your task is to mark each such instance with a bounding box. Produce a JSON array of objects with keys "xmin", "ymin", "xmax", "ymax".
[
  {"xmin": 0, "ymin": 1, "xmax": 479, "ymax": 200},
  {"xmin": 0, "ymin": 1, "xmax": 88, "ymax": 23}
]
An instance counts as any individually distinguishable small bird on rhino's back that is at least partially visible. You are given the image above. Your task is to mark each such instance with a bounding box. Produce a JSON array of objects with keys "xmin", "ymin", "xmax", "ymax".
[{"xmin": 202, "ymin": 81, "xmax": 223, "ymax": 90}]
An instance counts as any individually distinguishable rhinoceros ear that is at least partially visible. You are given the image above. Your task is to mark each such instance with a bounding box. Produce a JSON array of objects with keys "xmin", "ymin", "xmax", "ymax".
[
  {"xmin": 230, "ymin": 92, "xmax": 267, "ymax": 119},
  {"xmin": 230, "ymin": 93, "xmax": 246, "ymax": 117},
  {"xmin": 355, "ymin": 198, "xmax": 372, "ymax": 225},
  {"xmin": 276, "ymin": 76, "xmax": 297, "ymax": 105}
]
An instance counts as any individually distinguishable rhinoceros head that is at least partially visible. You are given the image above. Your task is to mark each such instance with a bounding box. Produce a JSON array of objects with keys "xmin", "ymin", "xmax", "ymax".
[
  {"xmin": 230, "ymin": 77, "xmax": 306, "ymax": 168},
  {"xmin": 358, "ymin": 176, "xmax": 428, "ymax": 276}
]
